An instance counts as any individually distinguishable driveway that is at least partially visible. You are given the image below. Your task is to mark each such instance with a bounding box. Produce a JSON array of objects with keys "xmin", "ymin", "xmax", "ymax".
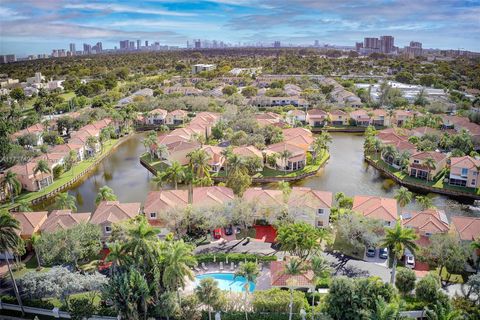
[{"xmin": 323, "ymin": 251, "xmax": 391, "ymax": 282}]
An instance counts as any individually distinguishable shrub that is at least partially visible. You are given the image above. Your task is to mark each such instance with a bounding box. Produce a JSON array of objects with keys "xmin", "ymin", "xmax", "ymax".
[
  {"xmin": 416, "ymin": 273, "xmax": 441, "ymax": 304},
  {"xmin": 395, "ymin": 267, "xmax": 416, "ymax": 296},
  {"xmin": 253, "ymin": 288, "xmax": 307, "ymax": 314}
]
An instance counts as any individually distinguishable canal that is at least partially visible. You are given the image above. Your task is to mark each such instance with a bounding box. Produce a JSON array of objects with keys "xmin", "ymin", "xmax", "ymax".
[{"xmin": 41, "ymin": 132, "xmax": 479, "ymax": 218}]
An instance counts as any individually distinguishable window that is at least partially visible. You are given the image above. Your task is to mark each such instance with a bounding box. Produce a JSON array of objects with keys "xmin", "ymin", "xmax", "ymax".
[
  {"xmin": 474, "ymin": 172, "xmax": 478, "ymax": 176},
  {"xmin": 472, "ymin": 179, "xmax": 476, "ymax": 186},
  {"xmin": 317, "ymin": 209, "xmax": 324, "ymax": 215},
  {"xmin": 316, "ymin": 220, "xmax": 324, "ymax": 227},
  {"xmin": 105, "ymin": 226, "xmax": 112, "ymax": 233},
  {"xmin": 461, "ymin": 168, "xmax": 468, "ymax": 177},
  {"xmin": 414, "ymin": 160, "xmax": 420, "ymax": 164},
  {"xmin": 150, "ymin": 212, "xmax": 157, "ymax": 219},
  {"xmin": 425, "ymin": 232, "xmax": 432, "ymax": 237}
]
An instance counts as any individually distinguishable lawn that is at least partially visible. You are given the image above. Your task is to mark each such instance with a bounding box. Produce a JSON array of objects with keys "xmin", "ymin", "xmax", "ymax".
[
  {"xmin": 436, "ymin": 267, "xmax": 465, "ymax": 284},
  {"xmin": 1, "ymin": 139, "xmax": 120, "ymax": 211},
  {"xmin": 140, "ymin": 153, "xmax": 170, "ymax": 173},
  {"xmin": 58, "ymin": 91, "xmax": 76, "ymax": 101}
]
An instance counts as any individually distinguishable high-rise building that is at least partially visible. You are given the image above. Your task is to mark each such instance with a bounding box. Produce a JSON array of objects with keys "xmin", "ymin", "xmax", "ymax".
[
  {"xmin": 404, "ymin": 41, "xmax": 423, "ymax": 58},
  {"xmin": 5, "ymin": 54, "xmax": 16, "ymax": 63},
  {"xmin": 273, "ymin": 41, "xmax": 281, "ymax": 48},
  {"xmin": 409, "ymin": 41, "xmax": 422, "ymax": 48},
  {"xmin": 314, "ymin": 40, "xmax": 319, "ymax": 47},
  {"xmin": 137, "ymin": 40, "xmax": 141, "ymax": 50},
  {"xmin": 194, "ymin": 39, "xmax": 201, "ymax": 49},
  {"xmin": 69, "ymin": 43, "xmax": 76, "ymax": 55},
  {"xmin": 364, "ymin": 37, "xmax": 380, "ymax": 49},
  {"xmin": 145, "ymin": 40, "xmax": 149, "ymax": 47},
  {"xmin": 83, "ymin": 43, "xmax": 92, "ymax": 54},
  {"xmin": 380, "ymin": 35, "xmax": 394, "ymax": 54},
  {"xmin": 95, "ymin": 42, "xmax": 102, "ymax": 52},
  {"xmin": 120, "ymin": 40, "xmax": 129, "ymax": 50},
  {"xmin": 129, "ymin": 41, "xmax": 135, "ymax": 49},
  {"xmin": 355, "ymin": 42, "xmax": 364, "ymax": 51}
]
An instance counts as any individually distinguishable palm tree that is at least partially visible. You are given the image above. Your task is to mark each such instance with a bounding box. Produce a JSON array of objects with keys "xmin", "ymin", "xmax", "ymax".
[
  {"xmin": 152, "ymin": 172, "xmax": 167, "ymax": 189},
  {"xmin": 227, "ymin": 153, "xmax": 246, "ymax": 177},
  {"xmin": 195, "ymin": 277, "xmax": 222, "ymax": 320},
  {"xmin": 16, "ymin": 200, "xmax": 32, "ymax": 212},
  {"xmin": 33, "ymin": 160, "xmax": 51, "ymax": 190},
  {"xmin": 381, "ymin": 145, "xmax": 398, "ymax": 165},
  {"xmin": 162, "ymin": 240, "xmax": 197, "ymax": 300},
  {"xmin": 424, "ymin": 157, "xmax": 436, "ymax": 181},
  {"xmin": 163, "ymin": 161, "xmax": 186, "ymax": 189},
  {"xmin": 221, "ymin": 147, "xmax": 233, "ymax": 176},
  {"xmin": 235, "ymin": 261, "xmax": 260, "ymax": 320},
  {"xmin": 64, "ymin": 150, "xmax": 78, "ymax": 175},
  {"xmin": 369, "ymin": 297, "xmax": 401, "ymax": 320},
  {"xmin": 310, "ymin": 255, "xmax": 331, "ymax": 320},
  {"xmin": 105, "ymin": 241, "xmax": 128, "ymax": 276},
  {"xmin": 0, "ymin": 211, "xmax": 24, "ymax": 315},
  {"xmin": 279, "ymin": 149, "xmax": 293, "ymax": 175},
  {"xmin": 381, "ymin": 221, "xmax": 418, "ymax": 284},
  {"xmin": 99, "ymin": 127, "xmax": 113, "ymax": 152},
  {"xmin": 4, "ymin": 171, "xmax": 21, "ymax": 204},
  {"xmin": 187, "ymin": 149, "xmax": 211, "ymax": 179},
  {"xmin": 317, "ymin": 131, "xmax": 332, "ymax": 152},
  {"xmin": 54, "ymin": 192, "xmax": 77, "ymax": 211},
  {"xmin": 284, "ymin": 258, "xmax": 304, "ymax": 320},
  {"xmin": 156, "ymin": 143, "xmax": 168, "ymax": 160},
  {"xmin": 124, "ymin": 217, "xmax": 160, "ymax": 267},
  {"xmin": 30, "ymin": 233, "xmax": 42, "ymax": 269},
  {"xmin": 95, "ymin": 186, "xmax": 117, "ymax": 205},
  {"xmin": 86, "ymin": 136, "xmax": 98, "ymax": 157},
  {"xmin": 416, "ymin": 195, "xmax": 434, "ymax": 210},
  {"xmin": 394, "ymin": 187, "xmax": 413, "ymax": 207},
  {"xmin": 399, "ymin": 151, "xmax": 411, "ymax": 172}
]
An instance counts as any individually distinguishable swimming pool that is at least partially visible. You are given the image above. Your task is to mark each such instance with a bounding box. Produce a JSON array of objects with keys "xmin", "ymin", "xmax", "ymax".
[{"xmin": 195, "ymin": 273, "xmax": 256, "ymax": 292}]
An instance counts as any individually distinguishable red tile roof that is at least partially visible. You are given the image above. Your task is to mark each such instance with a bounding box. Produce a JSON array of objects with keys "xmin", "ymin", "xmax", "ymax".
[
  {"xmin": 451, "ymin": 216, "xmax": 480, "ymax": 241},
  {"xmin": 270, "ymin": 260, "xmax": 315, "ymax": 288}
]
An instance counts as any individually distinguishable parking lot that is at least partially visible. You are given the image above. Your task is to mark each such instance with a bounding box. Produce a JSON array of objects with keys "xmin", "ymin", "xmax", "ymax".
[{"xmin": 363, "ymin": 248, "xmax": 389, "ymax": 267}]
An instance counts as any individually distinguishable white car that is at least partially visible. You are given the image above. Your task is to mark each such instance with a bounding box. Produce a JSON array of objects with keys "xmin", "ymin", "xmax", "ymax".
[{"xmin": 406, "ymin": 255, "xmax": 415, "ymax": 268}]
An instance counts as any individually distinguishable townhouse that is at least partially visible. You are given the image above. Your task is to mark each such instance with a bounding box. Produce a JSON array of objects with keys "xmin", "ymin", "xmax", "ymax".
[
  {"xmin": 449, "ymin": 156, "xmax": 480, "ymax": 188},
  {"xmin": 265, "ymin": 142, "xmax": 306, "ymax": 171},
  {"xmin": 392, "ymin": 110, "xmax": 415, "ymax": 126},
  {"xmin": 306, "ymin": 109, "xmax": 328, "ymax": 128},
  {"xmin": 242, "ymin": 187, "xmax": 333, "ymax": 228},
  {"xmin": 255, "ymin": 112, "xmax": 284, "ymax": 127},
  {"xmin": 11, "ymin": 123, "xmax": 45, "ymax": 146},
  {"xmin": 90, "ymin": 201, "xmax": 141, "ymax": 240},
  {"xmin": 40, "ymin": 209, "xmax": 92, "ymax": 233},
  {"xmin": 163, "ymin": 86, "xmax": 203, "ymax": 96},
  {"xmin": 165, "ymin": 109, "xmax": 188, "ymax": 126},
  {"xmin": 286, "ymin": 109, "xmax": 306, "ymax": 125},
  {"xmin": 402, "ymin": 208, "xmax": 450, "ymax": 237},
  {"xmin": 349, "ymin": 109, "xmax": 371, "ymax": 126},
  {"xmin": 9, "ymin": 161, "xmax": 54, "ymax": 192},
  {"xmin": 201, "ymin": 145, "xmax": 226, "ymax": 173},
  {"xmin": 249, "ymin": 96, "xmax": 308, "ymax": 108},
  {"xmin": 143, "ymin": 186, "xmax": 234, "ymax": 226},
  {"xmin": 12, "ymin": 211, "xmax": 48, "ymax": 240},
  {"xmin": 352, "ymin": 195, "xmax": 398, "ymax": 226},
  {"xmin": 408, "ymin": 151, "xmax": 447, "ymax": 181},
  {"xmin": 371, "ymin": 109, "xmax": 390, "ymax": 127},
  {"xmin": 329, "ymin": 109, "xmax": 349, "ymax": 126},
  {"xmin": 144, "ymin": 108, "xmax": 168, "ymax": 125}
]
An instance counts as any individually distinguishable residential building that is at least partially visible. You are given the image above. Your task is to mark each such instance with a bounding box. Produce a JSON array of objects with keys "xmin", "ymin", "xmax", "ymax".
[
  {"xmin": 163, "ymin": 86, "xmax": 203, "ymax": 96},
  {"xmin": 306, "ymin": 109, "xmax": 328, "ymax": 127},
  {"xmin": 40, "ymin": 210, "xmax": 92, "ymax": 233},
  {"xmin": 144, "ymin": 108, "xmax": 168, "ymax": 125},
  {"xmin": 201, "ymin": 145, "xmax": 226, "ymax": 173},
  {"xmin": 192, "ymin": 64, "xmax": 216, "ymax": 74},
  {"xmin": 451, "ymin": 216, "xmax": 480, "ymax": 242},
  {"xmin": 243, "ymin": 187, "xmax": 333, "ymax": 228},
  {"xmin": 380, "ymin": 36, "xmax": 394, "ymax": 54},
  {"xmin": 165, "ymin": 109, "xmax": 188, "ymax": 126},
  {"xmin": 286, "ymin": 109, "xmax": 306, "ymax": 124},
  {"xmin": 255, "ymin": 112, "xmax": 284, "ymax": 127},
  {"xmin": 232, "ymin": 146, "xmax": 264, "ymax": 168},
  {"xmin": 371, "ymin": 109, "xmax": 390, "ymax": 127},
  {"xmin": 352, "ymin": 196, "xmax": 398, "ymax": 226},
  {"xmin": 401, "ymin": 208, "xmax": 450, "ymax": 237},
  {"xmin": 408, "ymin": 151, "xmax": 447, "ymax": 181},
  {"xmin": 9, "ymin": 161, "xmax": 54, "ymax": 192},
  {"xmin": 164, "ymin": 141, "xmax": 200, "ymax": 166},
  {"xmin": 12, "ymin": 211, "xmax": 48, "ymax": 239},
  {"xmin": 249, "ymin": 96, "xmax": 308, "ymax": 108},
  {"xmin": 329, "ymin": 109, "xmax": 349, "ymax": 126},
  {"xmin": 449, "ymin": 156, "xmax": 480, "ymax": 188},
  {"xmin": 265, "ymin": 142, "xmax": 306, "ymax": 171},
  {"xmin": 349, "ymin": 109, "xmax": 371, "ymax": 126},
  {"xmin": 11, "ymin": 123, "xmax": 45, "ymax": 145},
  {"xmin": 90, "ymin": 201, "xmax": 141, "ymax": 239},
  {"xmin": 143, "ymin": 186, "xmax": 234, "ymax": 225},
  {"xmin": 392, "ymin": 110, "xmax": 416, "ymax": 126}
]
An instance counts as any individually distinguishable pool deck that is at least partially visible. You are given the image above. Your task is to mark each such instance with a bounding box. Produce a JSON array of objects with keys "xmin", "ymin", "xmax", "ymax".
[{"xmin": 195, "ymin": 239, "xmax": 278, "ymax": 256}]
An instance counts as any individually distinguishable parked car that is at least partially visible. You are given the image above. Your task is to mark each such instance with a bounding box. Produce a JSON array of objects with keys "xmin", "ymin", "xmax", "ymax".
[
  {"xmin": 379, "ymin": 248, "xmax": 389, "ymax": 259},
  {"xmin": 406, "ymin": 255, "xmax": 415, "ymax": 268},
  {"xmin": 366, "ymin": 247, "xmax": 376, "ymax": 258},
  {"xmin": 213, "ymin": 228, "xmax": 222, "ymax": 239},
  {"xmin": 224, "ymin": 225, "xmax": 234, "ymax": 236}
]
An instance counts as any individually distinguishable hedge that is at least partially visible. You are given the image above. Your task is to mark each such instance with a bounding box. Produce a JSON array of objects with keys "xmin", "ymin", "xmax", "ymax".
[
  {"xmin": 203, "ymin": 312, "xmax": 304, "ymax": 320},
  {"xmin": 0, "ymin": 294, "xmax": 55, "ymax": 310},
  {"xmin": 195, "ymin": 253, "xmax": 277, "ymax": 263}
]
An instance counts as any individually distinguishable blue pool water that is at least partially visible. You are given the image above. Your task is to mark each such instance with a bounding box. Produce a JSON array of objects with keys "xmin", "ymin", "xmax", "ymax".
[{"xmin": 195, "ymin": 273, "xmax": 256, "ymax": 292}]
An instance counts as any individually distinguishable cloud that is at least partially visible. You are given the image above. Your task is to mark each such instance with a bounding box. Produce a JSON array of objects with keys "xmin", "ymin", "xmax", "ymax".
[
  {"xmin": 64, "ymin": 3, "xmax": 196, "ymax": 17},
  {"xmin": 0, "ymin": 6, "xmax": 27, "ymax": 20}
]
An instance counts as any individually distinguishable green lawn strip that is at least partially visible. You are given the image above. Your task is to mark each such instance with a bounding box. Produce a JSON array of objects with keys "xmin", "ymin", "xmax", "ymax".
[
  {"xmin": 58, "ymin": 91, "xmax": 76, "ymax": 101},
  {"xmin": 1, "ymin": 139, "xmax": 120, "ymax": 210},
  {"xmin": 140, "ymin": 153, "xmax": 169, "ymax": 172},
  {"xmin": 436, "ymin": 267, "xmax": 465, "ymax": 284},
  {"xmin": 46, "ymin": 291, "xmax": 103, "ymax": 309}
]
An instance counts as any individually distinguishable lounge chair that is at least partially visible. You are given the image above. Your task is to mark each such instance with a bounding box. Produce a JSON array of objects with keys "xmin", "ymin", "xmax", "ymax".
[
  {"xmin": 194, "ymin": 265, "xmax": 201, "ymax": 272},
  {"xmin": 202, "ymin": 262, "xmax": 209, "ymax": 271},
  {"xmin": 219, "ymin": 262, "xmax": 224, "ymax": 271}
]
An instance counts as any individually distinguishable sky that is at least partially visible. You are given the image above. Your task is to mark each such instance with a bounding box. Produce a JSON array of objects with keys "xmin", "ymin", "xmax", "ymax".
[{"xmin": 1, "ymin": 0, "xmax": 479, "ymax": 56}]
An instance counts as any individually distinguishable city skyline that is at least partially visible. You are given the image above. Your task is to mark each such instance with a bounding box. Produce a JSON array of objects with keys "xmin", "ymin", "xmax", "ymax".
[{"xmin": 1, "ymin": 0, "xmax": 480, "ymax": 56}]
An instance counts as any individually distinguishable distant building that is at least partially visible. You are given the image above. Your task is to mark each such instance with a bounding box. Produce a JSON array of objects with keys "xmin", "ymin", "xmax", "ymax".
[
  {"xmin": 364, "ymin": 37, "xmax": 380, "ymax": 50},
  {"xmin": 404, "ymin": 41, "xmax": 423, "ymax": 58},
  {"xmin": 93, "ymin": 42, "xmax": 102, "ymax": 53},
  {"xmin": 129, "ymin": 41, "xmax": 135, "ymax": 49},
  {"xmin": 83, "ymin": 43, "xmax": 91, "ymax": 55},
  {"xmin": 380, "ymin": 35, "xmax": 394, "ymax": 54},
  {"xmin": 355, "ymin": 42, "xmax": 364, "ymax": 51},
  {"xmin": 194, "ymin": 39, "xmax": 201, "ymax": 49},
  {"xmin": 120, "ymin": 40, "xmax": 129, "ymax": 50},
  {"xmin": 274, "ymin": 41, "xmax": 281, "ymax": 48},
  {"xmin": 137, "ymin": 39, "xmax": 141, "ymax": 50},
  {"xmin": 314, "ymin": 40, "xmax": 319, "ymax": 47},
  {"xmin": 145, "ymin": 40, "xmax": 149, "ymax": 47},
  {"xmin": 69, "ymin": 43, "xmax": 76, "ymax": 55},
  {"xmin": 191, "ymin": 64, "xmax": 216, "ymax": 74}
]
